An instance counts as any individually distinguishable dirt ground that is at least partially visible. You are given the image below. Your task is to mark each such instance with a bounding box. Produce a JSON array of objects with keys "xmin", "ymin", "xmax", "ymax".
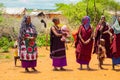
[{"xmin": 0, "ymin": 44, "xmax": 120, "ymax": 80}]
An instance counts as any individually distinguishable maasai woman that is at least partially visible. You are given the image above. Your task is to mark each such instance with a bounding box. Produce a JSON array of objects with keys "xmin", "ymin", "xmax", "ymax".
[
  {"xmin": 18, "ymin": 15, "xmax": 38, "ymax": 72},
  {"xmin": 111, "ymin": 17, "xmax": 120, "ymax": 69},
  {"xmin": 75, "ymin": 16, "xmax": 94, "ymax": 70},
  {"xmin": 50, "ymin": 18, "xmax": 67, "ymax": 71},
  {"xmin": 94, "ymin": 15, "xmax": 112, "ymax": 58}
]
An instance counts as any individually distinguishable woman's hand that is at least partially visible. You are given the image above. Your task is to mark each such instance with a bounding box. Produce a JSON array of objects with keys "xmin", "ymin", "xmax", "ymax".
[
  {"xmin": 84, "ymin": 38, "xmax": 91, "ymax": 45},
  {"xmin": 62, "ymin": 32, "xmax": 67, "ymax": 37}
]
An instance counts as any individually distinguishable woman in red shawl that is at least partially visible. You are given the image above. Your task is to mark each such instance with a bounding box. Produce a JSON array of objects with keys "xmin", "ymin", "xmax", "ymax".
[
  {"xmin": 111, "ymin": 17, "xmax": 120, "ymax": 69},
  {"xmin": 94, "ymin": 16, "xmax": 112, "ymax": 58},
  {"xmin": 75, "ymin": 16, "xmax": 94, "ymax": 70}
]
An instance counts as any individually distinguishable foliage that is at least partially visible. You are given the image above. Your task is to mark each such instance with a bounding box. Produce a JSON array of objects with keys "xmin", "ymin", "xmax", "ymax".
[
  {"xmin": 0, "ymin": 37, "xmax": 9, "ymax": 47},
  {"xmin": 0, "ymin": 3, "xmax": 4, "ymax": 7},
  {"xmin": 0, "ymin": 37, "xmax": 14, "ymax": 52},
  {"xmin": 36, "ymin": 34, "xmax": 50, "ymax": 47},
  {"xmin": 83, "ymin": 0, "xmax": 120, "ymax": 11},
  {"xmin": 55, "ymin": 3, "xmax": 78, "ymax": 26},
  {"xmin": 56, "ymin": 0, "xmax": 120, "ymax": 27},
  {"xmin": 0, "ymin": 34, "xmax": 51, "ymax": 52},
  {"xmin": 5, "ymin": 55, "xmax": 11, "ymax": 59},
  {"xmin": 0, "ymin": 3, "xmax": 4, "ymax": 22},
  {"xmin": 1, "ymin": 46, "xmax": 9, "ymax": 52},
  {"xmin": 0, "ymin": 15, "xmax": 4, "ymax": 22},
  {"xmin": 0, "ymin": 53, "xmax": 12, "ymax": 59},
  {"xmin": 0, "ymin": 54, "xmax": 3, "ymax": 59}
]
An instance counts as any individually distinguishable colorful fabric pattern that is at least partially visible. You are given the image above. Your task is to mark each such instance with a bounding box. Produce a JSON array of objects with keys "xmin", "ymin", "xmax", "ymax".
[
  {"xmin": 18, "ymin": 16, "xmax": 38, "ymax": 61},
  {"xmin": 20, "ymin": 27, "xmax": 38, "ymax": 61}
]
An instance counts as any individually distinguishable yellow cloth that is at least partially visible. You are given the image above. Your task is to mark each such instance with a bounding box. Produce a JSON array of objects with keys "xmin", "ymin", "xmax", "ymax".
[{"xmin": 14, "ymin": 49, "xmax": 18, "ymax": 57}]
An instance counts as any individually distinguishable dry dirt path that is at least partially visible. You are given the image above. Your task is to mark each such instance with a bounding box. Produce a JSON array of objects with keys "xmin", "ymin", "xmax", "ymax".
[{"xmin": 0, "ymin": 44, "xmax": 120, "ymax": 80}]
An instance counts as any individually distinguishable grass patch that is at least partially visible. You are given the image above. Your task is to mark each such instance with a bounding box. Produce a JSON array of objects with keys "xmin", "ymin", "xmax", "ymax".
[
  {"xmin": 5, "ymin": 55, "xmax": 11, "ymax": 59},
  {"xmin": 0, "ymin": 53, "xmax": 12, "ymax": 59},
  {"xmin": 0, "ymin": 54, "xmax": 4, "ymax": 59}
]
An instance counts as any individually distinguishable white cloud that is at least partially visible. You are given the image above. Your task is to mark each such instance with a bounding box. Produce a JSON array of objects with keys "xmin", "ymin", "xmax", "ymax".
[
  {"xmin": 19, "ymin": 0, "xmax": 28, "ymax": 3},
  {"xmin": 0, "ymin": 0, "xmax": 81, "ymax": 9}
]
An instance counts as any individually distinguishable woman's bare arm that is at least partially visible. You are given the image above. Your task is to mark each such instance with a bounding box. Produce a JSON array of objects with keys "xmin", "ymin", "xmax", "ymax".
[{"xmin": 51, "ymin": 27, "xmax": 62, "ymax": 37}]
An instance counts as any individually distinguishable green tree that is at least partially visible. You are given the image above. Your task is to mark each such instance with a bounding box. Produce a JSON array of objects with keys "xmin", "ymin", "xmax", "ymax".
[
  {"xmin": 84, "ymin": 0, "xmax": 120, "ymax": 14},
  {"xmin": 56, "ymin": 2, "xmax": 86, "ymax": 27},
  {"xmin": 0, "ymin": 3, "xmax": 4, "ymax": 22},
  {"xmin": 56, "ymin": 1, "xmax": 103, "ymax": 27},
  {"xmin": 56, "ymin": 0, "xmax": 120, "ymax": 27}
]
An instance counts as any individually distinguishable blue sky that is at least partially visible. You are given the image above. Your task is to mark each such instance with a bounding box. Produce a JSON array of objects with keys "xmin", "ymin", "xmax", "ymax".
[{"xmin": 0, "ymin": 0, "xmax": 80, "ymax": 9}]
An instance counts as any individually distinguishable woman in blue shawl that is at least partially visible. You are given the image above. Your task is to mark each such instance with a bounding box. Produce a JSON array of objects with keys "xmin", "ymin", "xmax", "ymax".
[
  {"xmin": 18, "ymin": 15, "xmax": 38, "ymax": 72},
  {"xmin": 111, "ymin": 16, "xmax": 120, "ymax": 69}
]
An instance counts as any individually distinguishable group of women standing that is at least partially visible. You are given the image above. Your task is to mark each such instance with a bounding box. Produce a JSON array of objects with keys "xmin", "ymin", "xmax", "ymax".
[
  {"xmin": 18, "ymin": 16, "xmax": 67, "ymax": 72},
  {"xmin": 75, "ymin": 15, "xmax": 120, "ymax": 70},
  {"xmin": 18, "ymin": 15, "xmax": 120, "ymax": 72},
  {"xmin": 94, "ymin": 16, "xmax": 120, "ymax": 69}
]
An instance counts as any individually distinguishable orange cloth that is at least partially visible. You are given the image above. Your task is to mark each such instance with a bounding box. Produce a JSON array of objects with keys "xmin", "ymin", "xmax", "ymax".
[{"xmin": 72, "ymin": 30, "xmax": 78, "ymax": 42}]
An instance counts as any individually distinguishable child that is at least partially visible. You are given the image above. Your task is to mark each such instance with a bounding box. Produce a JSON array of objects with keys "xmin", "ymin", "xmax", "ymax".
[
  {"xmin": 14, "ymin": 40, "xmax": 20, "ymax": 66},
  {"xmin": 97, "ymin": 39, "xmax": 106, "ymax": 69},
  {"xmin": 61, "ymin": 25, "xmax": 70, "ymax": 42}
]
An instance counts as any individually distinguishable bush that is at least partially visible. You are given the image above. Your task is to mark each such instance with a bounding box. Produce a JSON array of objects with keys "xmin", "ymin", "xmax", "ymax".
[
  {"xmin": 36, "ymin": 34, "xmax": 50, "ymax": 47},
  {"xmin": 0, "ymin": 16, "xmax": 4, "ymax": 22},
  {"xmin": 0, "ymin": 37, "xmax": 9, "ymax": 47},
  {"xmin": 9, "ymin": 41, "xmax": 15, "ymax": 48},
  {"xmin": 1, "ymin": 46, "xmax": 9, "ymax": 52},
  {"xmin": 0, "ymin": 37, "xmax": 14, "ymax": 52},
  {"xmin": 5, "ymin": 55, "xmax": 11, "ymax": 59},
  {"xmin": 0, "ymin": 34, "xmax": 51, "ymax": 52}
]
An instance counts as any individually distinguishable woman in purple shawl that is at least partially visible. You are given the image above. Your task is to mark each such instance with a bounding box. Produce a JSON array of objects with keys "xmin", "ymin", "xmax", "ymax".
[
  {"xmin": 75, "ymin": 16, "xmax": 94, "ymax": 70},
  {"xmin": 50, "ymin": 17, "xmax": 67, "ymax": 71},
  {"xmin": 18, "ymin": 15, "xmax": 38, "ymax": 72}
]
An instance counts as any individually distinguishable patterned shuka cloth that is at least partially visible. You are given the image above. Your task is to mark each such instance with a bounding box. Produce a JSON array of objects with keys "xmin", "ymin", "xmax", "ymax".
[
  {"xmin": 50, "ymin": 26, "xmax": 67, "ymax": 67},
  {"xmin": 20, "ymin": 27, "xmax": 37, "ymax": 60},
  {"xmin": 18, "ymin": 16, "xmax": 38, "ymax": 61}
]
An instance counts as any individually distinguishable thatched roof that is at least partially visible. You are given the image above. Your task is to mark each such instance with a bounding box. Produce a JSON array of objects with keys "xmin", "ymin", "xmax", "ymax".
[
  {"xmin": 108, "ymin": 11, "xmax": 120, "ymax": 16},
  {"xmin": 2, "ymin": 7, "xmax": 26, "ymax": 15}
]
